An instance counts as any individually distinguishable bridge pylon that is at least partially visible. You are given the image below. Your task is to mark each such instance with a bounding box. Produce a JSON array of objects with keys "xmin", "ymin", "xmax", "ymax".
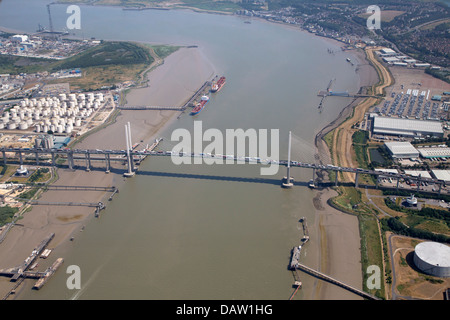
[
  {"xmin": 123, "ymin": 123, "xmax": 135, "ymax": 178},
  {"xmin": 282, "ymin": 131, "xmax": 294, "ymax": 188}
]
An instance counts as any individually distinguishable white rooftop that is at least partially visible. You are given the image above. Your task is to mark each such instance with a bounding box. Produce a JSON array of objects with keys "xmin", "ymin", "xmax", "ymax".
[
  {"xmin": 418, "ymin": 147, "xmax": 450, "ymax": 158},
  {"xmin": 374, "ymin": 117, "xmax": 443, "ymax": 135},
  {"xmin": 415, "ymin": 242, "xmax": 450, "ymax": 267},
  {"xmin": 404, "ymin": 170, "xmax": 432, "ymax": 179},
  {"xmin": 384, "ymin": 141, "xmax": 419, "ymax": 156},
  {"xmin": 431, "ymin": 170, "xmax": 450, "ymax": 182}
]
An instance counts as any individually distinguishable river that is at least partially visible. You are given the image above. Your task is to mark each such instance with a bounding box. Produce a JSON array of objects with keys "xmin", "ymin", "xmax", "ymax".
[{"xmin": 0, "ymin": 0, "xmax": 363, "ymax": 299}]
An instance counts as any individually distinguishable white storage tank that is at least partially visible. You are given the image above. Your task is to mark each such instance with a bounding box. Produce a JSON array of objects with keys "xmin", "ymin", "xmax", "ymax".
[
  {"xmin": 414, "ymin": 242, "xmax": 450, "ymax": 278},
  {"xmin": 43, "ymin": 125, "xmax": 49, "ymax": 133},
  {"xmin": 19, "ymin": 122, "xmax": 28, "ymax": 130},
  {"xmin": 7, "ymin": 123, "xmax": 16, "ymax": 130},
  {"xmin": 35, "ymin": 124, "xmax": 41, "ymax": 133},
  {"xmin": 0, "ymin": 123, "xmax": 4, "ymax": 130},
  {"xmin": 75, "ymin": 118, "xmax": 81, "ymax": 127}
]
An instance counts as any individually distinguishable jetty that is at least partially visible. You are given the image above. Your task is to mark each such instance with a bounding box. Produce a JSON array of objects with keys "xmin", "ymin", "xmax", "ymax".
[
  {"xmin": 288, "ymin": 217, "xmax": 310, "ymax": 300},
  {"xmin": 288, "ymin": 217, "xmax": 380, "ymax": 300},
  {"xmin": 0, "ymin": 233, "xmax": 64, "ymax": 299},
  {"xmin": 118, "ymin": 79, "xmax": 213, "ymax": 111}
]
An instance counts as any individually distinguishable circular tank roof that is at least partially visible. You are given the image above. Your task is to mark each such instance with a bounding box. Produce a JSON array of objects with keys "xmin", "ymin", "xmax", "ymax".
[{"xmin": 415, "ymin": 242, "xmax": 450, "ymax": 267}]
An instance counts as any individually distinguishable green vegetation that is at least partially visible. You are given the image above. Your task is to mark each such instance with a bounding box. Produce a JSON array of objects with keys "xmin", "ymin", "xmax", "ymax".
[
  {"xmin": 54, "ymin": 41, "xmax": 153, "ymax": 71},
  {"xmin": 0, "ymin": 205, "xmax": 19, "ymax": 226},
  {"xmin": 425, "ymin": 67, "xmax": 450, "ymax": 84},
  {"xmin": 383, "ymin": 198, "xmax": 450, "ymax": 243},
  {"xmin": 18, "ymin": 188, "xmax": 40, "ymax": 201},
  {"xmin": 149, "ymin": 45, "xmax": 181, "ymax": 60},
  {"xmin": 28, "ymin": 168, "xmax": 50, "ymax": 183},
  {"xmin": 0, "ymin": 41, "xmax": 154, "ymax": 75},
  {"xmin": 352, "ymin": 130, "xmax": 369, "ymax": 169}
]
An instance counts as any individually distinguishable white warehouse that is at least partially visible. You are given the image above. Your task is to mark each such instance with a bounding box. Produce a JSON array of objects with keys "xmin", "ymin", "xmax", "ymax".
[
  {"xmin": 384, "ymin": 141, "xmax": 419, "ymax": 159},
  {"xmin": 372, "ymin": 116, "xmax": 444, "ymax": 138},
  {"xmin": 413, "ymin": 242, "xmax": 450, "ymax": 278}
]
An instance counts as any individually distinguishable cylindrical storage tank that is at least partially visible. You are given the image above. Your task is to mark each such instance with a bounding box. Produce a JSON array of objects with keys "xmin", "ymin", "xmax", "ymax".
[
  {"xmin": 65, "ymin": 124, "xmax": 73, "ymax": 134},
  {"xmin": 56, "ymin": 125, "xmax": 63, "ymax": 133},
  {"xmin": 33, "ymin": 113, "xmax": 40, "ymax": 121},
  {"xmin": 0, "ymin": 123, "xmax": 4, "ymax": 130},
  {"xmin": 50, "ymin": 125, "xmax": 56, "ymax": 132},
  {"xmin": 75, "ymin": 118, "xmax": 81, "ymax": 127},
  {"xmin": 35, "ymin": 124, "xmax": 41, "ymax": 133},
  {"xmin": 19, "ymin": 112, "xmax": 25, "ymax": 120},
  {"xmin": 43, "ymin": 125, "xmax": 49, "ymax": 133},
  {"xmin": 12, "ymin": 116, "xmax": 21, "ymax": 124},
  {"xmin": 59, "ymin": 93, "xmax": 67, "ymax": 101},
  {"xmin": 26, "ymin": 118, "xmax": 33, "ymax": 125},
  {"xmin": 19, "ymin": 122, "xmax": 28, "ymax": 130},
  {"xmin": 413, "ymin": 242, "xmax": 450, "ymax": 278},
  {"xmin": 69, "ymin": 93, "xmax": 76, "ymax": 101},
  {"xmin": 7, "ymin": 123, "xmax": 16, "ymax": 130},
  {"xmin": 69, "ymin": 101, "xmax": 76, "ymax": 109},
  {"xmin": 20, "ymin": 100, "xmax": 27, "ymax": 107}
]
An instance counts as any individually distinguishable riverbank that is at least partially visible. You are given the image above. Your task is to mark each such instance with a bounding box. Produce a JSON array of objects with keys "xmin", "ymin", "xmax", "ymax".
[
  {"xmin": 0, "ymin": 46, "xmax": 215, "ymax": 299},
  {"xmin": 311, "ymin": 45, "xmax": 383, "ymax": 299}
]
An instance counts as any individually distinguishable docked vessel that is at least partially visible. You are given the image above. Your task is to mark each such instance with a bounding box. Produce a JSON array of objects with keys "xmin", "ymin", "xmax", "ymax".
[
  {"xmin": 190, "ymin": 95, "xmax": 209, "ymax": 115},
  {"xmin": 211, "ymin": 76, "xmax": 226, "ymax": 93}
]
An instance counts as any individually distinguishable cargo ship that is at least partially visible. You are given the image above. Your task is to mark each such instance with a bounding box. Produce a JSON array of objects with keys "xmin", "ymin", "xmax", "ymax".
[
  {"xmin": 191, "ymin": 95, "xmax": 209, "ymax": 115},
  {"xmin": 211, "ymin": 76, "xmax": 226, "ymax": 93}
]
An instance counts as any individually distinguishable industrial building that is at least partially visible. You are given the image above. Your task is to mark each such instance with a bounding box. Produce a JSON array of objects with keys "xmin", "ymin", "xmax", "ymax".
[
  {"xmin": 403, "ymin": 170, "xmax": 432, "ymax": 179},
  {"xmin": 379, "ymin": 48, "xmax": 396, "ymax": 56},
  {"xmin": 431, "ymin": 170, "xmax": 450, "ymax": 182},
  {"xmin": 417, "ymin": 146, "xmax": 450, "ymax": 159},
  {"xmin": 372, "ymin": 116, "xmax": 444, "ymax": 138},
  {"xmin": 384, "ymin": 141, "xmax": 419, "ymax": 159},
  {"xmin": 413, "ymin": 242, "xmax": 450, "ymax": 278}
]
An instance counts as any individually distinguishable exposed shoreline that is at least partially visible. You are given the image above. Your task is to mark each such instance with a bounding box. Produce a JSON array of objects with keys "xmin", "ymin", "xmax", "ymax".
[
  {"xmin": 0, "ymin": 46, "xmax": 216, "ymax": 299},
  {"xmin": 1, "ymin": 9, "xmax": 376, "ymax": 300}
]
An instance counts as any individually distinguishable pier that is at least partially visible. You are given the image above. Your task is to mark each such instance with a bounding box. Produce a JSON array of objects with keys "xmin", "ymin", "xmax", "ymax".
[
  {"xmin": 287, "ymin": 217, "xmax": 379, "ymax": 300},
  {"xmin": 117, "ymin": 78, "xmax": 213, "ymax": 112},
  {"xmin": 288, "ymin": 217, "xmax": 309, "ymax": 299},
  {"xmin": 295, "ymin": 263, "xmax": 380, "ymax": 300},
  {"xmin": 0, "ymin": 233, "xmax": 64, "ymax": 298}
]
